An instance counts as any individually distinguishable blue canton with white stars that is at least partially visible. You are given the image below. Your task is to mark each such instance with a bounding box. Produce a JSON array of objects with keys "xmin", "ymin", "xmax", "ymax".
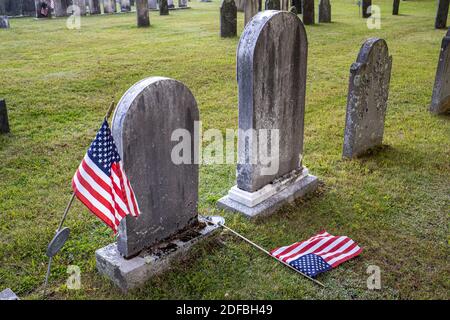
[
  {"xmin": 87, "ymin": 120, "xmax": 121, "ymax": 176},
  {"xmin": 289, "ymin": 254, "xmax": 332, "ymax": 278}
]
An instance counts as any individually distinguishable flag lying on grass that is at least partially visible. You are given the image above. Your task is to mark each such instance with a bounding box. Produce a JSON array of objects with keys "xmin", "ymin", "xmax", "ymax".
[
  {"xmin": 270, "ymin": 231, "xmax": 362, "ymax": 278},
  {"xmin": 72, "ymin": 119, "xmax": 140, "ymax": 233}
]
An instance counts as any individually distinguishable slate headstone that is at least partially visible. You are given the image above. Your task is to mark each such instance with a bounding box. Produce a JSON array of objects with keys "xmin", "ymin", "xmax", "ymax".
[
  {"xmin": 392, "ymin": 0, "xmax": 400, "ymax": 15},
  {"xmin": 362, "ymin": 0, "xmax": 371, "ymax": 18},
  {"xmin": 343, "ymin": 38, "xmax": 393, "ymax": 158},
  {"xmin": 0, "ymin": 15, "xmax": 9, "ymax": 28},
  {"xmin": 430, "ymin": 29, "xmax": 450, "ymax": 114},
  {"xmin": 265, "ymin": 0, "xmax": 280, "ymax": 10},
  {"xmin": 0, "ymin": 99, "xmax": 10, "ymax": 134},
  {"xmin": 244, "ymin": 0, "xmax": 258, "ymax": 26},
  {"xmin": 318, "ymin": 0, "xmax": 330, "ymax": 23},
  {"xmin": 111, "ymin": 77, "xmax": 199, "ymax": 258},
  {"xmin": 435, "ymin": 0, "xmax": 449, "ymax": 29},
  {"xmin": 136, "ymin": 0, "xmax": 149, "ymax": 27},
  {"xmin": 160, "ymin": 0, "xmax": 169, "ymax": 15},
  {"xmin": 218, "ymin": 11, "xmax": 318, "ymax": 218},
  {"xmin": 221, "ymin": 0, "xmax": 237, "ymax": 38},
  {"xmin": 302, "ymin": 0, "xmax": 314, "ymax": 25}
]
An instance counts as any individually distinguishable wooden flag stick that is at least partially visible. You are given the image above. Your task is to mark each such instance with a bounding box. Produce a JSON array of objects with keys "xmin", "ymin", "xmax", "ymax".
[{"xmin": 200, "ymin": 216, "xmax": 325, "ymax": 287}]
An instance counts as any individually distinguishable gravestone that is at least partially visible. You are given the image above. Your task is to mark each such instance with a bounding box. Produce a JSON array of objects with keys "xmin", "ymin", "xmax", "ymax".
[
  {"xmin": 244, "ymin": 0, "xmax": 259, "ymax": 26},
  {"xmin": 392, "ymin": 0, "xmax": 400, "ymax": 15},
  {"xmin": 96, "ymin": 77, "xmax": 222, "ymax": 291},
  {"xmin": 103, "ymin": 0, "xmax": 114, "ymax": 13},
  {"xmin": 0, "ymin": 288, "xmax": 19, "ymax": 300},
  {"xmin": 265, "ymin": 0, "xmax": 280, "ymax": 10},
  {"xmin": 160, "ymin": 0, "xmax": 169, "ymax": 15},
  {"xmin": 362, "ymin": 0, "xmax": 371, "ymax": 18},
  {"xmin": 0, "ymin": 99, "xmax": 10, "ymax": 134},
  {"xmin": 148, "ymin": 0, "xmax": 158, "ymax": 9},
  {"xmin": 318, "ymin": 0, "xmax": 330, "ymax": 23},
  {"xmin": 136, "ymin": 0, "xmax": 149, "ymax": 27},
  {"xmin": 120, "ymin": 0, "xmax": 131, "ymax": 11},
  {"xmin": 217, "ymin": 11, "xmax": 318, "ymax": 218},
  {"xmin": 179, "ymin": 0, "xmax": 188, "ymax": 7},
  {"xmin": 435, "ymin": 0, "xmax": 449, "ymax": 29},
  {"xmin": 89, "ymin": 0, "xmax": 101, "ymax": 14},
  {"xmin": 302, "ymin": 0, "xmax": 314, "ymax": 25},
  {"xmin": 0, "ymin": 15, "xmax": 9, "ymax": 28},
  {"xmin": 168, "ymin": 0, "xmax": 174, "ymax": 8},
  {"xmin": 343, "ymin": 38, "xmax": 392, "ymax": 158},
  {"xmin": 220, "ymin": 0, "xmax": 237, "ymax": 38},
  {"xmin": 430, "ymin": 29, "xmax": 450, "ymax": 114},
  {"xmin": 111, "ymin": 0, "xmax": 118, "ymax": 12}
]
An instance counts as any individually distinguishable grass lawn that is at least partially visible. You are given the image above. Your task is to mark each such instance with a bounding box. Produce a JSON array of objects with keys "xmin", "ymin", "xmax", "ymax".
[{"xmin": 0, "ymin": 0, "xmax": 449, "ymax": 300}]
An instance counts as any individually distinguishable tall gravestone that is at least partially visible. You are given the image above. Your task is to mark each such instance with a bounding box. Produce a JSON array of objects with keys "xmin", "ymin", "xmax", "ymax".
[
  {"xmin": 220, "ymin": 0, "xmax": 237, "ymax": 38},
  {"xmin": 343, "ymin": 38, "xmax": 392, "ymax": 158},
  {"xmin": 392, "ymin": 0, "xmax": 400, "ymax": 15},
  {"xmin": 0, "ymin": 15, "xmax": 9, "ymax": 28},
  {"xmin": 318, "ymin": 0, "xmax": 330, "ymax": 23},
  {"xmin": 265, "ymin": 0, "xmax": 280, "ymax": 10},
  {"xmin": 244, "ymin": 0, "xmax": 258, "ymax": 26},
  {"xmin": 362, "ymin": 0, "xmax": 371, "ymax": 18},
  {"xmin": 217, "ymin": 11, "xmax": 318, "ymax": 218},
  {"xmin": 136, "ymin": 0, "xmax": 149, "ymax": 27},
  {"xmin": 302, "ymin": 0, "xmax": 314, "ymax": 25},
  {"xmin": 96, "ymin": 77, "xmax": 222, "ymax": 291},
  {"xmin": 160, "ymin": 0, "xmax": 169, "ymax": 15},
  {"xmin": 0, "ymin": 99, "xmax": 10, "ymax": 134},
  {"xmin": 148, "ymin": 0, "xmax": 158, "ymax": 9},
  {"xmin": 89, "ymin": 0, "xmax": 101, "ymax": 14},
  {"xmin": 430, "ymin": 29, "xmax": 450, "ymax": 114},
  {"xmin": 435, "ymin": 0, "xmax": 449, "ymax": 29}
]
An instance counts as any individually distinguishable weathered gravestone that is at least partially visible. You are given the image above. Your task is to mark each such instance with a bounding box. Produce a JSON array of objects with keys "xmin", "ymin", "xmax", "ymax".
[
  {"xmin": 343, "ymin": 38, "xmax": 393, "ymax": 158},
  {"xmin": 244, "ymin": 0, "xmax": 259, "ymax": 26},
  {"xmin": 318, "ymin": 0, "xmax": 330, "ymax": 23},
  {"xmin": 265, "ymin": 0, "xmax": 280, "ymax": 10},
  {"xmin": 435, "ymin": 0, "xmax": 449, "ymax": 29},
  {"xmin": 103, "ymin": 0, "xmax": 115, "ymax": 13},
  {"xmin": 0, "ymin": 15, "xmax": 9, "ymax": 28},
  {"xmin": 392, "ymin": 0, "xmax": 400, "ymax": 15},
  {"xmin": 302, "ymin": 0, "xmax": 314, "ymax": 25},
  {"xmin": 0, "ymin": 288, "xmax": 19, "ymax": 300},
  {"xmin": 96, "ymin": 77, "xmax": 222, "ymax": 291},
  {"xmin": 220, "ymin": 0, "xmax": 237, "ymax": 38},
  {"xmin": 136, "ymin": 0, "xmax": 149, "ymax": 27},
  {"xmin": 362, "ymin": 0, "xmax": 371, "ymax": 18},
  {"xmin": 148, "ymin": 0, "xmax": 158, "ymax": 9},
  {"xmin": 89, "ymin": 0, "xmax": 101, "ymax": 14},
  {"xmin": 217, "ymin": 11, "xmax": 318, "ymax": 218},
  {"xmin": 160, "ymin": 0, "xmax": 169, "ymax": 15},
  {"xmin": 0, "ymin": 99, "xmax": 10, "ymax": 134},
  {"xmin": 430, "ymin": 29, "xmax": 450, "ymax": 114}
]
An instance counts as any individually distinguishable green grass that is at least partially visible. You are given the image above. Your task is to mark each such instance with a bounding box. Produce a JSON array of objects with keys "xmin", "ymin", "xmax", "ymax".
[{"xmin": 0, "ymin": 0, "xmax": 449, "ymax": 300}]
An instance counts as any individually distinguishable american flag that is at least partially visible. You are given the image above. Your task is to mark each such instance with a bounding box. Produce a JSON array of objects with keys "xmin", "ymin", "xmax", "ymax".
[
  {"xmin": 271, "ymin": 231, "xmax": 362, "ymax": 278},
  {"xmin": 72, "ymin": 119, "xmax": 140, "ymax": 233}
]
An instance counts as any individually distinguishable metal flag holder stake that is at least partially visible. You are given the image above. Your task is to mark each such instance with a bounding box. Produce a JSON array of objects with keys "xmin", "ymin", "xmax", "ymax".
[
  {"xmin": 199, "ymin": 215, "xmax": 325, "ymax": 288},
  {"xmin": 43, "ymin": 102, "xmax": 116, "ymax": 297}
]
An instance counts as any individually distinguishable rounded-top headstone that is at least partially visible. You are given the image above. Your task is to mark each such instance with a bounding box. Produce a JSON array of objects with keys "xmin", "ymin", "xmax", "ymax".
[
  {"xmin": 237, "ymin": 11, "xmax": 308, "ymax": 192},
  {"xmin": 112, "ymin": 77, "xmax": 199, "ymax": 258}
]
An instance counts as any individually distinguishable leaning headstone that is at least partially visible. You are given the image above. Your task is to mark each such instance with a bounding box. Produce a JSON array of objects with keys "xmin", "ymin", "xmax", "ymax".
[
  {"xmin": 0, "ymin": 99, "xmax": 10, "ymax": 134},
  {"xmin": 265, "ymin": 0, "xmax": 280, "ymax": 10},
  {"xmin": 0, "ymin": 15, "xmax": 9, "ymax": 28},
  {"xmin": 343, "ymin": 38, "xmax": 393, "ymax": 158},
  {"xmin": 217, "ymin": 11, "xmax": 318, "ymax": 218},
  {"xmin": 318, "ymin": 0, "xmax": 331, "ymax": 23},
  {"xmin": 0, "ymin": 288, "xmax": 19, "ymax": 300},
  {"xmin": 430, "ymin": 29, "xmax": 450, "ymax": 114},
  {"xmin": 89, "ymin": 0, "xmax": 101, "ymax": 14},
  {"xmin": 136, "ymin": 0, "xmax": 149, "ymax": 27},
  {"xmin": 362, "ymin": 0, "xmax": 371, "ymax": 18},
  {"xmin": 435, "ymin": 0, "xmax": 449, "ymax": 29},
  {"xmin": 244, "ymin": 0, "xmax": 258, "ymax": 26},
  {"xmin": 392, "ymin": 0, "xmax": 400, "ymax": 15},
  {"xmin": 160, "ymin": 0, "xmax": 169, "ymax": 15},
  {"xmin": 302, "ymin": 0, "xmax": 314, "ymax": 25},
  {"xmin": 96, "ymin": 77, "xmax": 222, "ymax": 291},
  {"xmin": 148, "ymin": 0, "xmax": 158, "ymax": 9},
  {"xmin": 221, "ymin": 0, "xmax": 237, "ymax": 38}
]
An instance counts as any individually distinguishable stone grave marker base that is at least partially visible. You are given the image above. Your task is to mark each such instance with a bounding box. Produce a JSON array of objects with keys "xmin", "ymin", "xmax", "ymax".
[
  {"xmin": 217, "ymin": 167, "xmax": 318, "ymax": 219},
  {"xmin": 96, "ymin": 217, "xmax": 222, "ymax": 292}
]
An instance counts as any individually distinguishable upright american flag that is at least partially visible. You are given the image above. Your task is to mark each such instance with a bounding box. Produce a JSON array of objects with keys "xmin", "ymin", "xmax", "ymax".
[
  {"xmin": 271, "ymin": 231, "xmax": 362, "ymax": 278},
  {"xmin": 72, "ymin": 119, "xmax": 140, "ymax": 233}
]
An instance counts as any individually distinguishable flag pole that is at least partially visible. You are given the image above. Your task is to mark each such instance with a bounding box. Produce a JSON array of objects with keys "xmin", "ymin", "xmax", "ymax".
[
  {"xmin": 200, "ymin": 216, "xmax": 325, "ymax": 287},
  {"xmin": 43, "ymin": 101, "xmax": 116, "ymax": 297}
]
